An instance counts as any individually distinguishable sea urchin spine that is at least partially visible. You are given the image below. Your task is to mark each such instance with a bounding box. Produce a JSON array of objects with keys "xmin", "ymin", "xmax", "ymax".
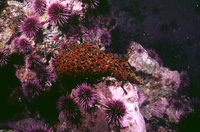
[
  {"xmin": 180, "ymin": 71, "xmax": 190, "ymax": 87},
  {"xmin": 22, "ymin": 81, "xmax": 43, "ymax": 99},
  {"xmin": 20, "ymin": 17, "xmax": 42, "ymax": 38},
  {"xmin": 32, "ymin": 0, "xmax": 47, "ymax": 16},
  {"xmin": 75, "ymin": 83, "xmax": 97, "ymax": 110},
  {"xmin": 0, "ymin": 50, "xmax": 9, "ymax": 67},
  {"xmin": 57, "ymin": 94, "xmax": 81, "ymax": 124},
  {"xmin": 47, "ymin": 2, "xmax": 71, "ymax": 27},
  {"xmin": 25, "ymin": 54, "xmax": 45, "ymax": 71},
  {"xmin": 35, "ymin": 67, "xmax": 56, "ymax": 85},
  {"xmin": 171, "ymin": 99, "xmax": 185, "ymax": 111},
  {"xmin": 104, "ymin": 99, "xmax": 126, "ymax": 126},
  {"xmin": 14, "ymin": 37, "xmax": 33, "ymax": 54},
  {"xmin": 100, "ymin": 31, "xmax": 111, "ymax": 46},
  {"xmin": 28, "ymin": 124, "xmax": 53, "ymax": 132}
]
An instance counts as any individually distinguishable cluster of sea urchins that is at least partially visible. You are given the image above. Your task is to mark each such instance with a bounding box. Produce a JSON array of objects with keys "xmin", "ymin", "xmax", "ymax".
[
  {"xmin": 56, "ymin": 83, "xmax": 127, "ymax": 127},
  {"xmin": 19, "ymin": 0, "xmax": 72, "ymax": 40}
]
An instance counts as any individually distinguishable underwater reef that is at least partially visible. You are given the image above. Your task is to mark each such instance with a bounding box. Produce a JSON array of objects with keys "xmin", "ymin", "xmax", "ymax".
[{"xmin": 0, "ymin": 0, "xmax": 197, "ymax": 132}]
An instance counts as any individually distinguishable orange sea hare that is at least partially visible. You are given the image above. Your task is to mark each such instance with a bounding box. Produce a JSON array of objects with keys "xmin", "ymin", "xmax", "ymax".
[{"xmin": 54, "ymin": 42, "xmax": 140, "ymax": 85}]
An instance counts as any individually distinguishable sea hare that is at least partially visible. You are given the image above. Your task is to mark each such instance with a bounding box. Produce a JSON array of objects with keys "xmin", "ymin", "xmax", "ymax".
[{"xmin": 54, "ymin": 42, "xmax": 141, "ymax": 86}]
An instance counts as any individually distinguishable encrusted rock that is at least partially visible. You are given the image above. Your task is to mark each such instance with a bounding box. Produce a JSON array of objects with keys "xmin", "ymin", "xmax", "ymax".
[{"xmin": 107, "ymin": 80, "xmax": 146, "ymax": 132}]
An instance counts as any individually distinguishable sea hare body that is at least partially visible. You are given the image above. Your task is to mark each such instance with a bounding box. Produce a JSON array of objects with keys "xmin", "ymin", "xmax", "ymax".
[{"xmin": 54, "ymin": 42, "xmax": 140, "ymax": 85}]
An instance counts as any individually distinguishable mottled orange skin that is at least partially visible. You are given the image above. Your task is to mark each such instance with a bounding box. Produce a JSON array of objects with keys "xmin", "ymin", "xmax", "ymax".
[{"xmin": 54, "ymin": 42, "xmax": 140, "ymax": 85}]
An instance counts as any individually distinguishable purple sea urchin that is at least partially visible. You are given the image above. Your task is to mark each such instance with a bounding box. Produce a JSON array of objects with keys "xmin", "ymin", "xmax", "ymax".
[
  {"xmin": 188, "ymin": 97, "xmax": 200, "ymax": 112},
  {"xmin": 171, "ymin": 99, "xmax": 185, "ymax": 111},
  {"xmin": 15, "ymin": 37, "xmax": 33, "ymax": 54},
  {"xmin": 57, "ymin": 94, "xmax": 81, "ymax": 124},
  {"xmin": 75, "ymin": 83, "xmax": 97, "ymax": 110},
  {"xmin": 14, "ymin": 124, "xmax": 29, "ymax": 132},
  {"xmin": 35, "ymin": 67, "xmax": 56, "ymax": 84},
  {"xmin": 67, "ymin": 26, "xmax": 83, "ymax": 42},
  {"xmin": 25, "ymin": 54, "xmax": 45, "ymax": 70},
  {"xmin": 22, "ymin": 81, "xmax": 43, "ymax": 99},
  {"xmin": 82, "ymin": 0, "xmax": 99, "ymax": 9},
  {"xmin": 47, "ymin": 2, "xmax": 71, "ymax": 27},
  {"xmin": 27, "ymin": 124, "xmax": 53, "ymax": 132},
  {"xmin": 155, "ymin": 57, "xmax": 163, "ymax": 66},
  {"xmin": 32, "ymin": 0, "xmax": 46, "ymax": 16},
  {"xmin": 104, "ymin": 99, "xmax": 126, "ymax": 125},
  {"xmin": 20, "ymin": 17, "xmax": 42, "ymax": 38},
  {"xmin": 180, "ymin": 71, "xmax": 190, "ymax": 87},
  {"xmin": 166, "ymin": 99, "xmax": 185, "ymax": 122},
  {"xmin": 0, "ymin": 50, "xmax": 9, "ymax": 67},
  {"xmin": 100, "ymin": 31, "xmax": 111, "ymax": 46},
  {"xmin": 146, "ymin": 48, "xmax": 159, "ymax": 59},
  {"xmin": 146, "ymin": 48, "xmax": 163, "ymax": 66}
]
